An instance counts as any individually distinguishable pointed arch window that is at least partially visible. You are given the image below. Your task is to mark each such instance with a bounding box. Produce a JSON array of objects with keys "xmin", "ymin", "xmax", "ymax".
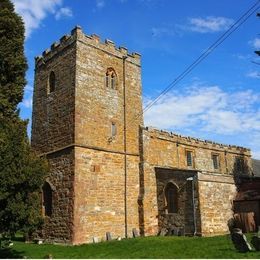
[
  {"xmin": 42, "ymin": 182, "xmax": 53, "ymax": 217},
  {"xmin": 105, "ymin": 68, "xmax": 117, "ymax": 89},
  {"xmin": 165, "ymin": 182, "xmax": 178, "ymax": 213}
]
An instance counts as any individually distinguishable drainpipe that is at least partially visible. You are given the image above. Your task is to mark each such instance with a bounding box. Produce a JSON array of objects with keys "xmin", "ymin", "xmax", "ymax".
[
  {"xmin": 187, "ymin": 176, "xmax": 197, "ymax": 236},
  {"xmin": 123, "ymin": 56, "xmax": 128, "ymax": 238}
]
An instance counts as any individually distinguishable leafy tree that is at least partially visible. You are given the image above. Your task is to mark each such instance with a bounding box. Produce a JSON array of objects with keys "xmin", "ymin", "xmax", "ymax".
[{"xmin": 0, "ymin": 0, "xmax": 48, "ymax": 240}]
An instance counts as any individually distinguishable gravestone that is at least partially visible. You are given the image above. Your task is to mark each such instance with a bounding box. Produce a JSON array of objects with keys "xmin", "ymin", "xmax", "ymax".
[
  {"xmin": 132, "ymin": 228, "xmax": 139, "ymax": 238},
  {"xmin": 158, "ymin": 228, "xmax": 168, "ymax": 236},
  {"xmin": 173, "ymin": 227, "xmax": 179, "ymax": 236},
  {"xmin": 106, "ymin": 232, "xmax": 112, "ymax": 241},
  {"xmin": 178, "ymin": 227, "xmax": 185, "ymax": 236},
  {"xmin": 231, "ymin": 228, "xmax": 252, "ymax": 253},
  {"xmin": 93, "ymin": 237, "xmax": 99, "ymax": 243},
  {"xmin": 251, "ymin": 236, "xmax": 260, "ymax": 251}
]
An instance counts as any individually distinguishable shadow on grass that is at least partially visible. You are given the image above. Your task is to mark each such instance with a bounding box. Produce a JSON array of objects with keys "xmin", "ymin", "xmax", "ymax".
[{"xmin": 0, "ymin": 248, "xmax": 24, "ymax": 259}]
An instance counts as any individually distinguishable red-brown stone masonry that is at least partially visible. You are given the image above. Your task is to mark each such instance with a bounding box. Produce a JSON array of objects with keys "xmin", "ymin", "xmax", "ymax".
[
  {"xmin": 31, "ymin": 42, "xmax": 76, "ymax": 153},
  {"xmin": 72, "ymin": 147, "xmax": 140, "ymax": 244},
  {"xmin": 42, "ymin": 147, "xmax": 75, "ymax": 244},
  {"xmin": 74, "ymin": 38, "xmax": 143, "ymax": 156},
  {"xmin": 197, "ymin": 173, "xmax": 237, "ymax": 236},
  {"xmin": 140, "ymin": 128, "xmax": 252, "ymax": 236}
]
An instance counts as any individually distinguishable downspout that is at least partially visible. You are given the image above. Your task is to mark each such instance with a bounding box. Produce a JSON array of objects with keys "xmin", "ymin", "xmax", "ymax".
[
  {"xmin": 123, "ymin": 56, "xmax": 128, "ymax": 238},
  {"xmin": 187, "ymin": 176, "xmax": 197, "ymax": 236}
]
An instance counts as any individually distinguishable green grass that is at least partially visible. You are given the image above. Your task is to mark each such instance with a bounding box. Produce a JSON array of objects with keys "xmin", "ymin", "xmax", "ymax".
[{"xmin": 0, "ymin": 234, "xmax": 259, "ymax": 259}]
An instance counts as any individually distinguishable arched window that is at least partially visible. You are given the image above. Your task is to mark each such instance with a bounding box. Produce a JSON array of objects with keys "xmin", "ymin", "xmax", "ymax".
[
  {"xmin": 105, "ymin": 68, "xmax": 117, "ymax": 89},
  {"xmin": 42, "ymin": 182, "xmax": 53, "ymax": 217},
  {"xmin": 165, "ymin": 182, "xmax": 178, "ymax": 213},
  {"xmin": 48, "ymin": 71, "xmax": 56, "ymax": 93}
]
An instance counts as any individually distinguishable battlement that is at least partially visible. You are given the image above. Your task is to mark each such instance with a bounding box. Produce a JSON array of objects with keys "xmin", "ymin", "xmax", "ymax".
[
  {"xmin": 35, "ymin": 25, "xmax": 141, "ymax": 67},
  {"xmin": 143, "ymin": 126, "xmax": 251, "ymax": 154}
]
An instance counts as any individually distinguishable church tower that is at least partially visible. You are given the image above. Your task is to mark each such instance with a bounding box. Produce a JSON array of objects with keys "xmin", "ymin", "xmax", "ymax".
[{"xmin": 31, "ymin": 26, "xmax": 143, "ymax": 244}]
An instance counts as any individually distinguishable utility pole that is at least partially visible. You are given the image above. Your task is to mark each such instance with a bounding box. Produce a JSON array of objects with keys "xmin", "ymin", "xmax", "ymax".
[{"xmin": 254, "ymin": 13, "xmax": 260, "ymax": 61}]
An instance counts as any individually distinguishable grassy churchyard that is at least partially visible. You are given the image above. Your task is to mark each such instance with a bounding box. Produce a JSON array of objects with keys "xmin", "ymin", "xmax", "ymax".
[{"xmin": 0, "ymin": 234, "xmax": 259, "ymax": 259}]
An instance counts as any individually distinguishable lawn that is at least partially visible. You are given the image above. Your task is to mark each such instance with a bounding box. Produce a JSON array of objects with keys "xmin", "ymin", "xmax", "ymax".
[{"xmin": 0, "ymin": 234, "xmax": 259, "ymax": 259}]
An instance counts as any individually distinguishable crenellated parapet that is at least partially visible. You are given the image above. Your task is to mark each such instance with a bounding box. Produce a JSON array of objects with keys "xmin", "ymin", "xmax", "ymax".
[
  {"xmin": 35, "ymin": 25, "xmax": 141, "ymax": 68},
  {"xmin": 142, "ymin": 126, "xmax": 251, "ymax": 155}
]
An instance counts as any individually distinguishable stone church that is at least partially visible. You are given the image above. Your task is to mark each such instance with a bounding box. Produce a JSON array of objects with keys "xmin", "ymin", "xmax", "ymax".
[{"xmin": 31, "ymin": 26, "xmax": 252, "ymax": 244}]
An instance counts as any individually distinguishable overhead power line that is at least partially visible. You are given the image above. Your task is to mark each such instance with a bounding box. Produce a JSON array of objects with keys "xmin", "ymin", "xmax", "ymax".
[
  {"xmin": 121, "ymin": 0, "xmax": 260, "ymax": 134},
  {"xmin": 141, "ymin": 0, "xmax": 260, "ymax": 115}
]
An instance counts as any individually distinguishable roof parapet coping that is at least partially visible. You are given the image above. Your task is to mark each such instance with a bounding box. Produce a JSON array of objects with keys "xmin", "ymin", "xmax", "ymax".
[
  {"xmin": 51, "ymin": 42, "xmax": 60, "ymax": 51},
  {"xmin": 91, "ymin": 34, "xmax": 100, "ymax": 43},
  {"xmin": 119, "ymin": 46, "xmax": 128, "ymax": 55},
  {"xmin": 35, "ymin": 25, "xmax": 141, "ymax": 66},
  {"xmin": 143, "ymin": 126, "xmax": 250, "ymax": 152},
  {"xmin": 71, "ymin": 25, "xmax": 82, "ymax": 36},
  {"xmin": 105, "ymin": 39, "xmax": 115, "ymax": 46}
]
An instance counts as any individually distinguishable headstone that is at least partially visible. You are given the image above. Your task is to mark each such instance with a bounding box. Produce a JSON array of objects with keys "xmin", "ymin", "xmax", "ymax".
[
  {"xmin": 158, "ymin": 228, "xmax": 168, "ymax": 236},
  {"xmin": 132, "ymin": 228, "xmax": 139, "ymax": 238},
  {"xmin": 93, "ymin": 237, "xmax": 99, "ymax": 243},
  {"xmin": 251, "ymin": 236, "xmax": 260, "ymax": 251},
  {"xmin": 106, "ymin": 232, "xmax": 112, "ymax": 241},
  {"xmin": 166, "ymin": 227, "xmax": 174, "ymax": 236},
  {"xmin": 173, "ymin": 227, "xmax": 179, "ymax": 236},
  {"xmin": 178, "ymin": 227, "xmax": 185, "ymax": 236},
  {"xmin": 231, "ymin": 228, "xmax": 252, "ymax": 253}
]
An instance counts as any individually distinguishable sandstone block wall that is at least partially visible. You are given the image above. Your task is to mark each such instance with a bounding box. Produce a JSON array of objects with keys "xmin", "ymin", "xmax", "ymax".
[
  {"xmin": 31, "ymin": 32, "xmax": 77, "ymax": 153},
  {"xmin": 73, "ymin": 147, "xmax": 140, "ymax": 244},
  {"xmin": 141, "ymin": 127, "xmax": 251, "ymax": 236},
  {"xmin": 42, "ymin": 147, "xmax": 75, "ymax": 244},
  {"xmin": 154, "ymin": 168, "xmax": 200, "ymax": 235},
  {"xmin": 197, "ymin": 173, "xmax": 237, "ymax": 236},
  {"xmin": 74, "ymin": 27, "xmax": 143, "ymax": 155}
]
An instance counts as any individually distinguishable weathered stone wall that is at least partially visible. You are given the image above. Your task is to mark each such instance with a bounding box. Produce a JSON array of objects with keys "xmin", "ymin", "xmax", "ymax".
[
  {"xmin": 197, "ymin": 173, "xmax": 237, "ymax": 236},
  {"xmin": 140, "ymin": 127, "xmax": 251, "ymax": 236},
  {"xmin": 73, "ymin": 147, "xmax": 140, "ymax": 244},
  {"xmin": 74, "ymin": 27, "xmax": 143, "ymax": 155},
  {"xmin": 154, "ymin": 168, "xmax": 200, "ymax": 235},
  {"xmin": 31, "ymin": 30, "xmax": 77, "ymax": 153},
  {"xmin": 69, "ymin": 27, "xmax": 143, "ymax": 244},
  {"xmin": 42, "ymin": 147, "xmax": 75, "ymax": 244}
]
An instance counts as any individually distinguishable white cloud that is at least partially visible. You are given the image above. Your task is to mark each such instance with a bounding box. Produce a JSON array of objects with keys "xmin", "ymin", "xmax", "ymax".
[
  {"xmin": 96, "ymin": 0, "xmax": 105, "ymax": 9},
  {"xmin": 188, "ymin": 16, "xmax": 234, "ymax": 33},
  {"xmin": 246, "ymin": 71, "xmax": 260, "ymax": 79},
  {"xmin": 144, "ymin": 85, "xmax": 260, "ymax": 135},
  {"xmin": 12, "ymin": 0, "xmax": 66, "ymax": 38},
  {"xmin": 151, "ymin": 26, "xmax": 175, "ymax": 37},
  {"xmin": 24, "ymin": 84, "xmax": 34, "ymax": 93},
  {"xmin": 55, "ymin": 7, "xmax": 73, "ymax": 20},
  {"xmin": 21, "ymin": 97, "xmax": 32, "ymax": 108},
  {"xmin": 250, "ymin": 38, "xmax": 260, "ymax": 49}
]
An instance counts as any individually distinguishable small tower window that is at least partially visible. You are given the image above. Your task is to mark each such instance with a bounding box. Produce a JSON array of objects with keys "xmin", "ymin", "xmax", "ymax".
[
  {"xmin": 105, "ymin": 68, "xmax": 117, "ymax": 89},
  {"xmin": 105, "ymin": 72, "xmax": 109, "ymax": 88},
  {"xmin": 111, "ymin": 122, "xmax": 117, "ymax": 137},
  {"xmin": 48, "ymin": 71, "xmax": 56, "ymax": 93},
  {"xmin": 111, "ymin": 73, "xmax": 116, "ymax": 89},
  {"xmin": 165, "ymin": 183, "xmax": 178, "ymax": 213},
  {"xmin": 42, "ymin": 182, "xmax": 53, "ymax": 217},
  {"xmin": 186, "ymin": 151, "xmax": 193, "ymax": 167},
  {"xmin": 212, "ymin": 154, "xmax": 220, "ymax": 169}
]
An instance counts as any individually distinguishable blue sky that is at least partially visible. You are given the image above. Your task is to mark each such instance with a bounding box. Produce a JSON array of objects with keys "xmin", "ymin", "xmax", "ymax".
[{"xmin": 12, "ymin": 0, "xmax": 260, "ymax": 158}]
